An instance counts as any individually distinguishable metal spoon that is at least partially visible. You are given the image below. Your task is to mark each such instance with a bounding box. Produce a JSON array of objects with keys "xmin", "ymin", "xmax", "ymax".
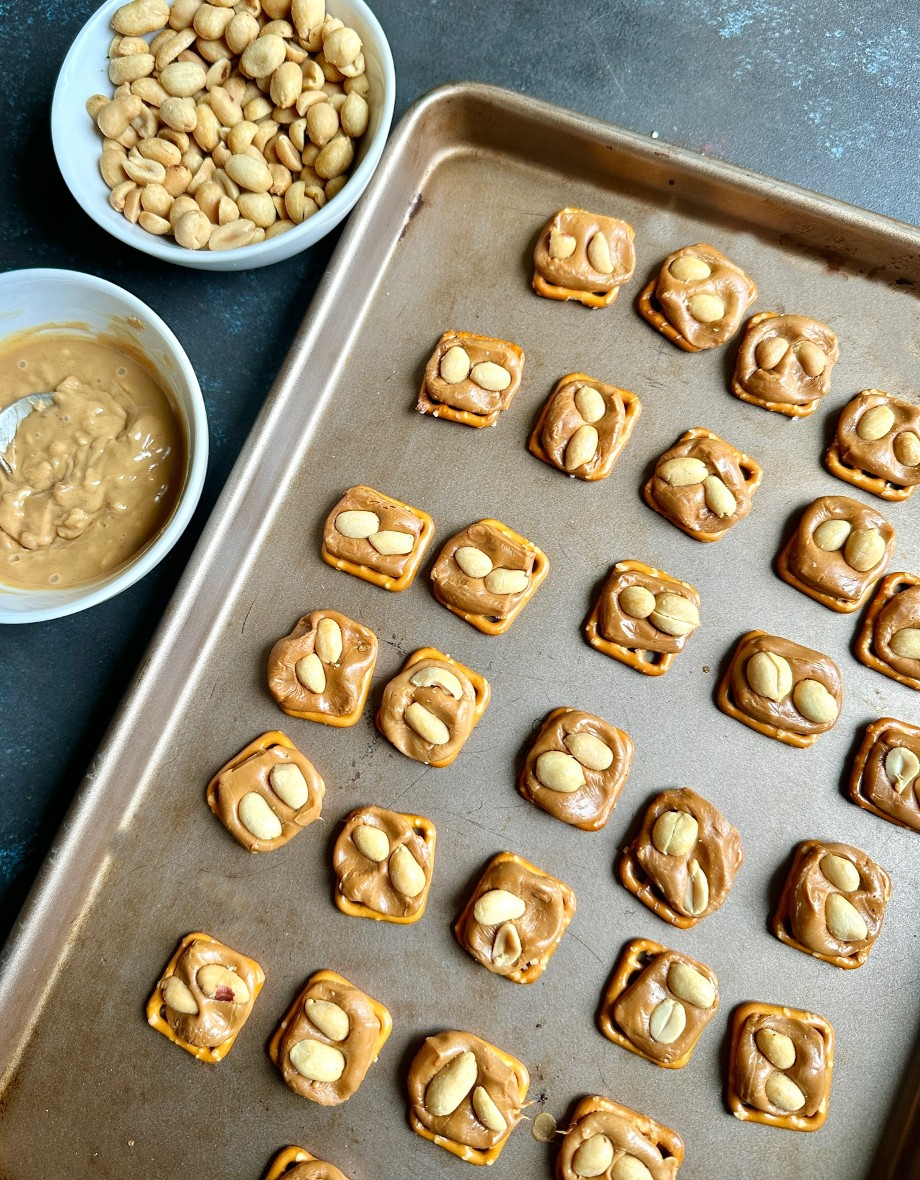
[{"xmin": 0, "ymin": 393, "xmax": 54, "ymax": 476}]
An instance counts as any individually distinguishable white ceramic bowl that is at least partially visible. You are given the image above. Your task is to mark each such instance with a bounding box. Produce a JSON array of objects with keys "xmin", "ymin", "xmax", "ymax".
[
  {"xmin": 0, "ymin": 269, "xmax": 208, "ymax": 624},
  {"xmin": 52, "ymin": 0, "xmax": 395, "ymax": 271}
]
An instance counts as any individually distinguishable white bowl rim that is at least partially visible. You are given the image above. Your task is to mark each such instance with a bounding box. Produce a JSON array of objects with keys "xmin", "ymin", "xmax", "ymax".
[
  {"xmin": 51, "ymin": 0, "xmax": 396, "ymax": 269},
  {"xmin": 0, "ymin": 266, "xmax": 209, "ymax": 625}
]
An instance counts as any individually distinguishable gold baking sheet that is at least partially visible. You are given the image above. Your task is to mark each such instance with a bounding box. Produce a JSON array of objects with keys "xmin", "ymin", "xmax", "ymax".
[{"xmin": 1, "ymin": 84, "xmax": 919, "ymax": 1179}]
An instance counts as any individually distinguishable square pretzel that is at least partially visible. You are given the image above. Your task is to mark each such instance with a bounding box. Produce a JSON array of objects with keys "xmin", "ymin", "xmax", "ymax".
[
  {"xmin": 642, "ymin": 428, "xmax": 762, "ymax": 543},
  {"xmin": 206, "ymin": 731, "xmax": 325, "ymax": 853},
  {"xmin": 321, "ymin": 485, "xmax": 434, "ymax": 592},
  {"xmin": 268, "ymin": 969, "xmax": 392, "ymax": 1105},
  {"xmin": 848, "ymin": 716, "xmax": 920, "ymax": 833},
  {"xmin": 528, "ymin": 373, "xmax": 642, "ymax": 481},
  {"xmin": 146, "ymin": 932, "xmax": 265, "ymax": 1063},
  {"xmin": 407, "ymin": 1030, "xmax": 529, "ymax": 1165},
  {"xmin": 776, "ymin": 495, "xmax": 895, "ymax": 614},
  {"xmin": 430, "ymin": 518, "xmax": 550, "ymax": 635},
  {"xmin": 726, "ymin": 1001, "xmax": 834, "ymax": 1131},
  {"xmin": 855, "ymin": 571, "xmax": 920, "ymax": 691},
  {"xmin": 417, "ymin": 330, "xmax": 525, "ymax": 428},
  {"xmin": 771, "ymin": 839, "xmax": 891, "ymax": 969},
  {"xmin": 263, "ymin": 1146, "xmax": 350, "ymax": 1180},
  {"xmin": 333, "ymin": 806, "xmax": 436, "ymax": 924},
  {"xmin": 376, "ymin": 647, "xmax": 490, "ymax": 768},
  {"xmin": 584, "ymin": 560, "xmax": 701, "ymax": 676},
  {"xmin": 532, "ymin": 207, "xmax": 636, "ymax": 308},
  {"xmin": 556, "ymin": 1095, "xmax": 684, "ymax": 1179},
  {"xmin": 597, "ymin": 938, "xmax": 719, "ymax": 1069},
  {"xmin": 825, "ymin": 390, "xmax": 920, "ymax": 502},
  {"xmin": 454, "ymin": 851, "xmax": 576, "ymax": 984},
  {"xmin": 717, "ymin": 630, "xmax": 843, "ymax": 748}
]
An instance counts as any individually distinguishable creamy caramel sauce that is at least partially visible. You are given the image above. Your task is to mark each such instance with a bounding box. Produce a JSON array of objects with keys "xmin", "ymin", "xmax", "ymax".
[{"xmin": 0, "ymin": 332, "xmax": 185, "ymax": 590}]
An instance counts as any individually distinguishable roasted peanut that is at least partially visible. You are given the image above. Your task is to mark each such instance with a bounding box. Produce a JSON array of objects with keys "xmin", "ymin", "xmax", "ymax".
[{"xmin": 112, "ymin": 0, "xmax": 170, "ymax": 36}]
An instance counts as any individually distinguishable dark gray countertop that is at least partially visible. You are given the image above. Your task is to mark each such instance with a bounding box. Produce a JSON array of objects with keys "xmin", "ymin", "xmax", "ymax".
[{"xmin": 1, "ymin": 0, "xmax": 917, "ymax": 942}]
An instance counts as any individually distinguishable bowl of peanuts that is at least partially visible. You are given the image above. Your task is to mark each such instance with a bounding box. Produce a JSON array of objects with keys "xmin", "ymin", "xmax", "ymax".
[{"xmin": 52, "ymin": 0, "xmax": 395, "ymax": 269}]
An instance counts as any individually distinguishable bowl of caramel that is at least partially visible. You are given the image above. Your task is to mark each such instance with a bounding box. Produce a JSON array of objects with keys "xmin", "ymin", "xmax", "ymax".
[{"xmin": 0, "ymin": 268, "xmax": 207, "ymax": 623}]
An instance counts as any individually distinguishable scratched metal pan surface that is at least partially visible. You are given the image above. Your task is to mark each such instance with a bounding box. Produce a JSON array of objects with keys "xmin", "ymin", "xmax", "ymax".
[{"xmin": 2, "ymin": 83, "xmax": 920, "ymax": 1179}]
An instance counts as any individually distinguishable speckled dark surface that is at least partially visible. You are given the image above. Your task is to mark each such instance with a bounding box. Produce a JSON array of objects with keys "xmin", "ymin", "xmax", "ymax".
[{"xmin": 1, "ymin": 0, "xmax": 917, "ymax": 941}]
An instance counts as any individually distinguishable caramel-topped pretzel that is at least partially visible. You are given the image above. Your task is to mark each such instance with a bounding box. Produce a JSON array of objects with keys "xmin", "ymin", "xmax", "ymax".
[
  {"xmin": 417, "ymin": 330, "xmax": 525, "ymax": 428},
  {"xmin": 528, "ymin": 372, "xmax": 642, "ymax": 481},
  {"xmin": 268, "ymin": 969, "xmax": 392, "ymax": 1106},
  {"xmin": 598, "ymin": 937, "xmax": 719, "ymax": 1069},
  {"xmin": 642, "ymin": 428, "xmax": 762, "ymax": 543},
  {"xmin": 407, "ymin": 1029, "xmax": 529, "ymax": 1165},
  {"xmin": 848, "ymin": 716, "xmax": 920, "ymax": 833},
  {"xmin": 717, "ymin": 630, "xmax": 843, "ymax": 748},
  {"xmin": 333, "ymin": 806, "xmax": 436, "ymax": 924},
  {"xmin": 855, "ymin": 571, "xmax": 920, "ymax": 691},
  {"xmin": 556, "ymin": 1095, "xmax": 684, "ymax": 1179},
  {"xmin": 731, "ymin": 312, "xmax": 839, "ymax": 416},
  {"xmin": 771, "ymin": 839, "xmax": 891, "ymax": 969},
  {"xmin": 727, "ymin": 1002, "xmax": 834, "ymax": 1131},
  {"xmin": 376, "ymin": 647, "xmax": 490, "ymax": 767},
  {"xmin": 146, "ymin": 931, "xmax": 264, "ymax": 1063},
  {"xmin": 206, "ymin": 731, "xmax": 325, "ymax": 853},
  {"xmin": 430, "ymin": 518, "xmax": 549, "ymax": 635},
  {"xmin": 454, "ymin": 851, "xmax": 576, "ymax": 984},
  {"xmin": 321, "ymin": 484, "xmax": 434, "ymax": 591},
  {"xmin": 518, "ymin": 707, "xmax": 633, "ymax": 830},
  {"xmin": 533, "ymin": 207, "xmax": 636, "ymax": 308},
  {"xmin": 266, "ymin": 610, "xmax": 378, "ymax": 726},
  {"xmin": 262, "ymin": 1145, "xmax": 351, "ymax": 1180},
  {"xmin": 584, "ymin": 560, "xmax": 701, "ymax": 676},
  {"xmin": 826, "ymin": 389, "xmax": 920, "ymax": 501},
  {"xmin": 776, "ymin": 495, "xmax": 895, "ymax": 613},
  {"xmin": 638, "ymin": 242, "xmax": 756, "ymax": 351}
]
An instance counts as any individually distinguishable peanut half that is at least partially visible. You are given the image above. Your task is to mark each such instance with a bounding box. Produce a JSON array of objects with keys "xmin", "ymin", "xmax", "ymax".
[
  {"xmin": 305, "ymin": 998, "xmax": 349, "ymax": 1041},
  {"xmin": 238, "ymin": 791, "xmax": 283, "ymax": 840},
  {"xmin": 857, "ymin": 404, "xmax": 895, "ymax": 441},
  {"xmin": 667, "ymin": 961, "xmax": 715, "ymax": 1008},
  {"xmin": 426, "ymin": 1050, "xmax": 478, "ymax": 1116},
  {"xmin": 473, "ymin": 889, "xmax": 526, "ymax": 926},
  {"xmin": 290, "ymin": 1038, "xmax": 346, "ymax": 1082},
  {"xmin": 535, "ymin": 750, "xmax": 586, "ymax": 794},
  {"xmin": 572, "ymin": 1134, "xmax": 614, "ymax": 1178},
  {"xmin": 648, "ymin": 997, "xmax": 686, "ymax": 1044},
  {"xmin": 885, "ymin": 745, "xmax": 920, "ymax": 793},
  {"xmin": 353, "ymin": 823, "xmax": 389, "ymax": 862},
  {"xmin": 756, "ymin": 1028, "xmax": 796, "ymax": 1070},
  {"xmin": 820, "ymin": 853, "xmax": 860, "ymax": 892},
  {"xmin": 269, "ymin": 762, "xmax": 309, "ymax": 809},
  {"xmin": 563, "ymin": 732, "xmax": 613, "ymax": 771},
  {"xmin": 472, "ymin": 1085, "xmax": 506, "ymax": 1133},
  {"xmin": 454, "ymin": 545, "xmax": 493, "ymax": 579},
  {"xmin": 410, "ymin": 666, "xmax": 463, "ymax": 699}
]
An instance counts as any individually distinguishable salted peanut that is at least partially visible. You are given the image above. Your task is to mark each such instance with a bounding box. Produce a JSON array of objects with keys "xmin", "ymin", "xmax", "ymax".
[
  {"xmin": 894, "ymin": 431, "xmax": 920, "ymax": 465},
  {"xmin": 756, "ymin": 1028, "xmax": 796, "ymax": 1070},
  {"xmin": 193, "ymin": 2, "xmax": 233, "ymax": 39},
  {"xmin": 440, "ymin": 344, "xmax": 471, "ymax": 384},
  {"xmin": 192, "ymin": 102, "xmax": 220, "ymax": 151},
  {"xmin": 390, "ymin": 845, "xmax": 427, "ymax": 897},
  {"xmin": 891, "ymin": 627, "xmax": 920, "ymax": 658},
  {"xmin": 113, "ymin": 0, "xmax": 170, "ymax": 36},
  {"xmin": 162, "ymin": 974, "xmax": 199, "ymax": 1014},
  {"xmin": 208, "ymin": 218, "xmax": 255, "ymax": 249},
  {"xmin": 765, "ymin": 1072, "xmax": 806, "ymax": 1112},
  {"xmin": 825, "ymin": 893, "xmax": 868, "ymax": 941},
  {"xmin": 123, "ymin": 186, "xmax": 143, "ymax": 221},
  {"xmin": 109, "ymin": 53, "xmax": 155, "ymax": 85},
  {"xmin": 168, "ymin": 0, "xmax": 201, "ymax": 29},
  {"xmin": 844, "ymin": 527, "xmax": 885, "ymax": 572},
  {"xmin": 410, "ymin": 666, "xmax": 463, "ymax": 698},
  {"xmin": 290, "ymin": 1039, "xmax": 346, "ymax": 1082},
  {"xmin": 269, "ymin": 161, "xmax": 292, "ymax": 193},
  {"xmin": 772, "ymin": 839, "xmax": 890, "ymax": 968},
  {"xmin": 224, "ymin": 11, "xmax": 258, "ymax": 53},
  {"xmin": 492, "ymin": 923, "xmax": 523, "ymax": 968},
  {"xmin": 572, "ymin": 1134, "xmax": 614, "ymax": 1177},
  {"xmin": 336, "ymin": 509, "xmax": 378, "ymax": 537},
  {"xmin": 315, "ymin": 134, "xmax": 353, "ymax": 178},
  {"xmin": 238, "ymin": 191, "xmax": 276, "ymax": 226},
  {"xmin": 756, "ymin": 335, "xmax": 789, "ymax": 369},
  {"xmin": 160, "ymin": 94, "xmax": 198, "ymax": 131},
  {"xmin": 813, "ymin": 518, "xmax": 851, "ymax": 550},
  {"xmin": 746, "ymin": 650, "xmax": 793, "ymax": 701},
  {"xmin": 209, "ymin": 85, "xmax": 243, "ymax": 125},
  {"xmin": 484, "ymin": 568, "xmax": 530, "ymax": 594},
  {"xmin": 265, "ymin": 218, "xmax": 295, "ymax": 238},
  {"xmin": 535, "ymin": 750, "xmax": 586, "ymax": 794},
  {"xmin": 548, "ymin": 229, "xmax": 577, "ymax": 258},
  {"xmin": 586, "ymin": 231, "xmax": 614, "ymax": 273},
  {"xmin": 405, "ymin": 702, "xmax": 449, "ymax": 746},
  {"xmin": 269, "ymin": 762, "xmax": 309, "ymax": 809},
  {"xmin": 470, "ymin": 360, "xmax": 511, "ymax": 391},
  {"xmin": 684, "ymin": 860, "xmax": 709, "ymax": 915},
  {"xmin": 227, "ymin": 119, "xmax": 257, "ymax": 152},
  {"xmin": 368, "ymin": 530, "xmax": 414, "ymax": 555},
  {"xmin": 197, "ymin": 963, "xmax": 251, "ymax": 1003},
  {"xmin": 271, "ymin": 60, "xmax": 303, "ymax": 108},
  {"xmin": 649, "ymin": 998, "xmax": 686, "ymax": 1044},
  {"xmin": 241, "ymin": 33, "xmax": 286, "ymax": 78},
  {"xmin": 658, "ymin": 456, "xmax": 707, "ymax": 486},
  {"xmin": 651, "ymin": 810, "xmax": 698, "ymax": 856},
  {"xmin": 97, "ymin": 93, "xmax": 144, "ymax": 138},
  {"xmin": 473, "ymin": 889, "xmax": 526, "ymax": 925},
  {"xmin": 139, "ymin": 137, "xmax": 182, "ymax": 166},
  {"xmin": 285, "ymin": 181, "xmax": 318, "ymax": 223},
  {"xmin": 858, "ymin": 403, "xmax": 896, "ymax": 440},
  {"xmin": 204, "ymin": 57, "xmax": 232, "ymax": 89},
  {"xmin": 886, "ymin": 744, "xmax": 920, "ymax": 792},
  {"xmin": 194, "ymin": 179, "xmax": 225, "ymax": 221},
  {"xmin": 275, "ymin": 134, "xmax": 302, "ymax": 171},
  {"xmin": 109, "ymin": 179, "xmax": 137, "ymax": 212},
  {"xmin": 565, "ymin": 424, "xmax": 599, "ymax": 470},
  {"xmin": 426, "ymin": 1051, "xmax": 478, "ymax": 1116},
  {"xmin": 160, "ymin": 60, "xmax": 208, "ymax": 96},
  {"xmin": 792, "ymin": 679, "xmax": 838, "ymax": 724},
  {"xmin": 455, "ymin": 545, "xmax": 491, "ymax": 578},
  {"xmin": 471, "ymin": 1085, "xmax": 506, "ymax": 1134},
  {"xmin": 797, "ymin": 340, "xmax": 827, "ymax": 377},
  {"xmin": 619, "ymin": 584, "xmax": 655, "ymax": 618},
  {"xmin": 353, "ymin": 824, "xmax": 389, "ymax": 861},
  {"xmin": 324, "ymin": 26, "xmax": 361, "ymax": 68},
  {"xmin": 314, "ymin": 616, "xmax": 343, "ymax": 663},
  {"xmin": 340, "ymin": 91, "xmax": 368, "ymax": 137},
  {"xmin": 564, "ymin": 732, "xmax": 614, "ymax": 771},
  {"xmin": 138, "ymin": 210, "xmax": 172, "ymax": 234},
  {"xmin": 703, "ymin": 474, "xmax": 736, "ymax": 517},
  {"xmin": 305, "ymin": 998, "xmax": 349, "ymax": 1042},
  {"xmin": 687, "ymin": 293, "xmax": 725, "ymax": 322},
  {"xmin": 295, "ymin": 652, "xmax": 326, "ymax": 693},
  {"xmin": 87, "ymin": 93, "xmax": 110, "ymax": 119},
  {"xmin": 820, "ymin": 853, "xmax": 860, "ymax": 892},
  {"xmin": 668, "ymin": 961, "xmax": 715, "ymax": 1008},
  {"xmin": 292, "ymin": 0, "xmax": 324, "ymax": 38},
  {"xmin": 238, "ymin": 791, "xmax": 284, "ymax": 840},
  {"xmin": 649, "ymin": 593, "xmax": 699, "ymax": 637},
  {"xmin": 226, "ymin": 152, "xmax": 273, "ymax": 192},
  {"xmin": 124, "ymin": 155, "xmax": 167, "ymax": 185},
  {"xmin": 100, "ymin": 149, "xmax": 128, "ymax": 187}
]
